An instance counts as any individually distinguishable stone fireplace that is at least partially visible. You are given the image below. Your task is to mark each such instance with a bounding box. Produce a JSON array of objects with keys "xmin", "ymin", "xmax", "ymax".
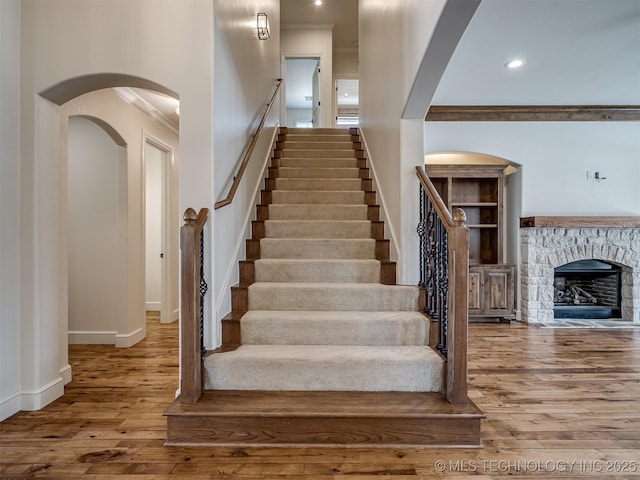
[{"xmin": 520, "ymin": 217, "xmax": 640, "ymax": 324}]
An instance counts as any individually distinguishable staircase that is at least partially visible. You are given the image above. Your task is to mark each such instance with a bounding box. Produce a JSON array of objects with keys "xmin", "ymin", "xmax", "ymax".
[{"xmin": 165, "ymin": 128, "xmax": 484, "ymax": 448}]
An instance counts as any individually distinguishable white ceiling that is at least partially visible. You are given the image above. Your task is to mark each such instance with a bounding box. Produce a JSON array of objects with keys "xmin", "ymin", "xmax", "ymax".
[
  {"xmin": 433, "ymin": 0, "xmax": 640, "ymax": 105},
  {"xmin": 281, "ymin": 0, "xmax": 358, "ymax": 50},
  {"xmin": 113, "ymin": 0, "xmax": 639, "ymax": 128}
]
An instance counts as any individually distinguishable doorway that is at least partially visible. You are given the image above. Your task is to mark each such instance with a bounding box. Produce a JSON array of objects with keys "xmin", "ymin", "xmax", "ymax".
[
  {"xmin": 283, "ymin": 57, "xmax": 321, "ymax": 128},
  {"xmin": 335, "ymin": 78, "xmax": 359, "ymax": 126},
  {"xmin": 144, "ymin": 137, "xmax": 173, "ymax": 324}
]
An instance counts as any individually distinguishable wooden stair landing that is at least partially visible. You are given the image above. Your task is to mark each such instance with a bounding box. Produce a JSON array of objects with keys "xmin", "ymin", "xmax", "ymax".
[{"xmin": 164, "ymin": 391, "xmax": 484, "ymax": 448}]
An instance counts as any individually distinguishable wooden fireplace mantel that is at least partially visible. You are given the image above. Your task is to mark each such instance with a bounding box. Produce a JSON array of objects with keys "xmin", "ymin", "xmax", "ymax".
[{"xmin": 520, "ymin": 216, "xmax": 640, "ymax": 228}]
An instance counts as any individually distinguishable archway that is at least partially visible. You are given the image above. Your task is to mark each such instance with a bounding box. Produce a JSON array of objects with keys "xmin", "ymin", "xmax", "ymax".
[{"xmin": 30, "ymin": 73, "xmax": 180, "ymax": 404}]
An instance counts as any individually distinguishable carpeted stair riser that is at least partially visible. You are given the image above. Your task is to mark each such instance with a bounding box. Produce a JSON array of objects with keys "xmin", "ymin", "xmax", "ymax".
[
  {"xmin": 254, "ymin": 259, "xmax": 380, "ymax": 283},
  {"xmin": 267, "ymin": 205, "xmax": 368, "ymax": 221},
  {"xmin": 280, "ymin": 142, "xmax": 354, "ymax": 150},
  {"xmin": 259, "ymin": 238, "xmax": 377, "ymax": 259},
  {"xmin": 274, "ymin": 178, "xmax": 362, "ymax": 191},
  {"xmin": 282, "ymin": 149, "xmax": 355, "ymax": 159},
  {"xmin": 204, "ymin": 345, "xmax": 442, "ymax": 392},
  {"xmin": 264, "ymin": 220, "xmax": 371, "ymax": 239},
  {"xmin": 283, "ymin": 135, "xmax": 352, "ymax": 142},
  {"xmin": 240, "ymin": 311, "xmax": 430, "ymax": 346},
  {"xmin": 248, "ymin": 282, "xmax": 419, "ymax": 312},
  {"xmin": 279, "ymin": 158, "xmax": 359, "ymax": 168},
  {"xmin": 271, "ymin": 190, "xmax": 364, "ymax": 205},
  {"xmin": 277, "ymin": 167, "xmax": 361, "ymax": 178},
  {"xmin": 287, "ymin": 127, "xmax": 351, "ymax": 135}
]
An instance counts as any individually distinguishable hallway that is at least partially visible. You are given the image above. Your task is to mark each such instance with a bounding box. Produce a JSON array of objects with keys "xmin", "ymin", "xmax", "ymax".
[{"xmin": 2, "ymin": 318, "xmax": 639, "ymax": 477}]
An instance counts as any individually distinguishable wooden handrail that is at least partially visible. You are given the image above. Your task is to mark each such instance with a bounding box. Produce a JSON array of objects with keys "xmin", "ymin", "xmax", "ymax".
[
  {"xmin": 180, "ymin": 207, "xmax": 209, "ymax": 403},
  {"xmin": 214, "ymin": 79, "xmax": 282, "ymax": 210},
  {"xmin": 416, "ymin": 166, "xmax": 469, "ymax": 407},
  {"xmin": 416, "ymin": 166, "xmax": 454, "ymax": 226}
]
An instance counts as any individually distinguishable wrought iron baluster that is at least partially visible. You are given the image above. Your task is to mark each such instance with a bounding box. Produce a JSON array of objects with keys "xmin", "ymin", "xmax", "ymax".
[
  {"xmin": 435, "ymin": 214, "xmax": 449, "ymax": 355},
  {"xmin": 199, "ymin": 229, "xmax": 208, "ymax": 355},
  {"xmin": 417, "ymin": 184, "xmax": 449, "ymax": 356}
]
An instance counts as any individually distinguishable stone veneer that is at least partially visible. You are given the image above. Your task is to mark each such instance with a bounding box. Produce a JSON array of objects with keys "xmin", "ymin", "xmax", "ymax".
[{"xmin": 521, "ymin": 227, "xmax": 640, "ymax": 324}]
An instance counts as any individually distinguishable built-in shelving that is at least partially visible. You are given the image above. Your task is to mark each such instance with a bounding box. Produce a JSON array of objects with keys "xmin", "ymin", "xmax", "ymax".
[{"xmin": 425, "ymin": 164, "xmax": 515, "ymax": 320}]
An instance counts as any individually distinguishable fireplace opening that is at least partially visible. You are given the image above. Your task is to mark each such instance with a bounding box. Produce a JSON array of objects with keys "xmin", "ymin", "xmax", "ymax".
[{"xmin": 554, "ymin": 259, "xmax": 622, "ymax": 319}]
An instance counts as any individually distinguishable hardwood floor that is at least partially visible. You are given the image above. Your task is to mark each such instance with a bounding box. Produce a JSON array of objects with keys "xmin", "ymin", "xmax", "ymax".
[{"xmin": 2, "ymin": 317, "xmax": 640, "ymax": 479}]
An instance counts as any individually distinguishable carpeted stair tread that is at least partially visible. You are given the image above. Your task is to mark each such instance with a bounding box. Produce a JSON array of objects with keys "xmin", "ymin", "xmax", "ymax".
[
  {"xmin": 254, "ymin": 259, "xmax": 380, "ymax": 283},
  {"xmin": 248, "ymin": 282, "xmax": 419, "ymax": 311},
  {"xmin": 278, "ymin": 167, "xmax": 361, "ymax": 178},
  {"xmin": 265, "ymin": 220, "xmax": 371, "ymax": 239},
  {"xmin": 274, "ymin": 178, "xmax": 362, "ymax": 191},
  {"xmin": 259, "ymin": 238, "xmax": 376, "ymax": 259},
  {"xmin": 267, "ymin": 204, "xmax": 368, "ymax": 221},
  {"xmin": 204, "ymin": 344, "xmax": 443, "ymax": 392},
  {"xmin": 240, "ymin": 310, "xmax": 430, "ymax": 346},
  {"xmin": 271, "ymin": 190, "xmax": 365, "ymax": 205}
]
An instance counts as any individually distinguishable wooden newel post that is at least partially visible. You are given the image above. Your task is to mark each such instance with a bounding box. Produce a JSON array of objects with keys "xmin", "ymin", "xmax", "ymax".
[
  {"xmin": 447, "ymin": 208, "xmax": 469, "ymax": 406},
  {"xmin": 180, "ymin": 207, "xmax": 202, "ymax": 403}
]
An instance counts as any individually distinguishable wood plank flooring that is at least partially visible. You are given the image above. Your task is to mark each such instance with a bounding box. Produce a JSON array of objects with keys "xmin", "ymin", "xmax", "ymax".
[{"xmin": 2, "ymin": 317, "xmax": 640, "ymax": 479}]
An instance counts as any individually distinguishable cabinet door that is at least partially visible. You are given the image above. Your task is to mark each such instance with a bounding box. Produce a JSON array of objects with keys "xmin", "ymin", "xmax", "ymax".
[
  {"xmin": 468, "ymin": 268, "xmax": 483, "ymax": 315},
  {"xmin": 484, "ymin": 267, "xmax": 514, "ymax": 316}
]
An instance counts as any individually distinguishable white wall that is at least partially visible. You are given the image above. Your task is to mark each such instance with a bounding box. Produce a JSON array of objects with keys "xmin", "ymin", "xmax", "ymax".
[
  {"xmin": 0, "ymin": 0, "xmax": 22, "ymax": 420},
  {"xmin": 281, "ymin": 26, "xmax": 333, "ymax": 128},
  {"xmin": 286, "ymin": 108, "xmax": 313, "ymax": 127},
  {"xmin": 359, "ymin": 0, "xmax": 447, "ymax": 283},
  {"xmin": 211, "ymin": 0, "xmax": 281, "ymax": 347},
  {"xmin": 334, "ymin": 48, "xmax": 358, "ymax": 77},
  {"xmin": 67, "ymin": 117, "xmax": 128, "ymax": 343},
  {"xmin": 424, "ymin": 122, "xmax": 640, "ymax": 216},
  {"xmin": 10, "ymin": 0, "xmax": 212, "ymax": 419}
]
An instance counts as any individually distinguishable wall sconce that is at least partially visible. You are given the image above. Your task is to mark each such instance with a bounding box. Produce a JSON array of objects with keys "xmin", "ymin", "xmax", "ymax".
[{"xmin": 257, "ymin": 13, "xmax": 270, "ymax": 40}]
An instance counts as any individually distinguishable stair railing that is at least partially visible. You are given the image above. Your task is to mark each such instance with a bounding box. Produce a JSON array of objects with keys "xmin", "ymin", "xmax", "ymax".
[
  {"xmin": 180, "ymin": 207, "xmax": 209, "ymax": 403},
  {"xmin": 214, "ymin": 78, "xmax": 282, "ymax": 210},
  {"xmin": 416, "ymin": 166, "xmax": 469, "ymax": 406}
]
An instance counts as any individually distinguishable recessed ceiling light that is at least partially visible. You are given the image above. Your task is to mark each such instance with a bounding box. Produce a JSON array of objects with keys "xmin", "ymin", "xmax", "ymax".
[
  {"xmin": 343, "ymin": 93, "xmax": 349, "ymax": 97},
  {"xmin": 505, "ymin": 58, "xmax": 525, "ymax": 69},
  {"xmin": 315, "ymin": 0, "xmax": 322, "ymax": 5}
]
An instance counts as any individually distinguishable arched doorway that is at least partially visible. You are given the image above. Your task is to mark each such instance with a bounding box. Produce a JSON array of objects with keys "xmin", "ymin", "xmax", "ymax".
[{"xmin": 31, "ymin": 74, "xmax": 180, "ymax": 394}]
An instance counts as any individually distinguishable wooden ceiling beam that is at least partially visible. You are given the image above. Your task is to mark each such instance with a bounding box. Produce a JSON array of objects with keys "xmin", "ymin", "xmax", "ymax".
[{"xmin": 426, "ymin": 105, "xmax": 640, "ymax": 122}]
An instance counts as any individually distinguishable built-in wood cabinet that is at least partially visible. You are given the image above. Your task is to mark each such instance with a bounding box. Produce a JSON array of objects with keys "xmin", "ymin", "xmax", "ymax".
[
  {"xmin": 426, "ymin": 164, "xmax": 515, "ymax": 320},
  {"xmin": 468, "ymin": 265, "xmax": 515, "ymax": 318}
]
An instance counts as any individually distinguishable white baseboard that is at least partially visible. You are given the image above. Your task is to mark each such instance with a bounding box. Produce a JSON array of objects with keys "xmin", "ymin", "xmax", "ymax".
[
  {"xmin": 60, "ymin": 364, "xmax": 72, "ymax": 385},
  {"xmin": 19, "ymin": 376, "xmax": 65, "ymax": 411},
  {"xmin": 145, "ymin": 302, "xmax": 160, "ymax": 311},
  {"xmin": 0, "ymin": 391, "xmax": 21, "ymax": 421},
  {"xmin": 68, "ymin": 330, "xmax": 117, "ymax": 344},
  {"xmin": 1, "ymin": 369, "xmax": 73, "ymax": 422},
  {"xmin": 115, "ymin": 327, "xmax": 145, "ymax": 348},
  {"xmin": 68, "ymin": 327, "xmax": 145, "ymax": 348}
]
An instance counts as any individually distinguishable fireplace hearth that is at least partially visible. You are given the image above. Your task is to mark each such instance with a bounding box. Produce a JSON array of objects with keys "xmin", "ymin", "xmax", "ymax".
[{"xmin": 553, "ymin": 259, "xmax": 621, "ymax": 319}]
